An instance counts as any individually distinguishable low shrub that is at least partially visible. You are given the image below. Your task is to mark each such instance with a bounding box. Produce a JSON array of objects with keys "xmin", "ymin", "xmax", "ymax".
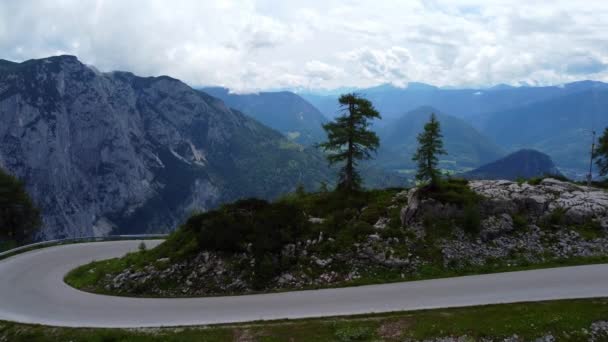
[
  {"xmin": 512, "ymin": 213, "xmax": 528, "ymax": 230},
  {"xmin": 462, "ymin": 203, "xmax": 481, "ymax": 235},
  {"xmin": 334, "ymin": 325, "xmax": 373, "ymax": 341},
  {"xmin": 421, "ymin": 178, "xmax": 481, "ymax": 207},
  {"xmin": 527, "ymin": 174, "xmax": 571, "ymax": 185},
  {"xmin": 545, "ymin": 207, "xmax": 567, "ymax": 227}
]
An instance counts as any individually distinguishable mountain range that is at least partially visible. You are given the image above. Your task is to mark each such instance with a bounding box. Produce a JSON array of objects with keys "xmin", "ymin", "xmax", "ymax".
[
  {"xmin": 200, "ymin": 87, "xmax": 327, "ymax": 145},
  {"xmin": 0, "ymin": 56, "xmax": 332, "ymax": 239},
  {"xmin": 302, "ymin": 81, "xmax": 608, "ymax": 175},
  {"xmin": 2, "ymin": 55, "xmax": 606, "ymax": 238},
  {"xmin": 374, "ymin": 107, "xmax": 504, "ymax": 173},
  {"xmin": 475, "ymin": 89, "xmax": 608, "ymax": 172},
  {"xmin": 301, "ymin": 81, "xmax": 608, "ymax": 120}
]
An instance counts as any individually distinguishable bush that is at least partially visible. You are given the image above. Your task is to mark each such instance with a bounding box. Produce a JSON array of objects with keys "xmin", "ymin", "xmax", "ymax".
[
  {"xmin": 528, "ymin": 174, "xmax": 571, "ymax": 185},
  {"xmin": 462, "ymin": 203, "xmax": 481, "ymax": 235},
  {"xmin": 422, "ymin": 178, "xmax": 481, "ymax": 207},
  {"xmin": 545, "ymin": 207, "xmax": 566, "ymax": 227},
  {"xmin": 252, "ymin": 253, "xmax": 277, "ymax": 290},
  {"xmin": 182, "ymin": 198, "xmax": 311, "ymax": 288},
  {"xmin": 0, "ymin": 168, "xmax": 42, "ymax": 244},
  {"xmin": 512, "ymin": 213, "xmax": 528, "ymax": 230},
  {"xmin": 335, "ymin": 221, "xmax": 374, "ymax": 249}
]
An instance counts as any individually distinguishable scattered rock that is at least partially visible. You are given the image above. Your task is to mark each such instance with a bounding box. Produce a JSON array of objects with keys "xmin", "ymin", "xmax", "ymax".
[
  {"xmin": 480, "ymin": 214, "xmax": 514, "ymax": 241},
  {"xmin": 374, "ymin": 217, "xmax": 390, "ymax": 230},
  {"xmin": 308, "ymin": 217, "xmax": 325, "ymax": 224}
]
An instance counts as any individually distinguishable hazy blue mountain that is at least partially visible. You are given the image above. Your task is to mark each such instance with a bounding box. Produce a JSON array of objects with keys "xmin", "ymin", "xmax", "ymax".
[
  {"xmin": 462, "ymin": 149, "xmax": 562, "ymax": 180},
  {"xmin": 373, "ymin": 106, "xmax": 504, "ymax": 173},
  {"xmin": 200, "ymin": 87, "xmax": 327, "ymax": 145},
  {"xmin": 302, "ymin": 81, "xmax": 608, "ymax": 121},
  {"xmin": 476, "ymin": 89, "xmax": 608, "ymax": 172}
]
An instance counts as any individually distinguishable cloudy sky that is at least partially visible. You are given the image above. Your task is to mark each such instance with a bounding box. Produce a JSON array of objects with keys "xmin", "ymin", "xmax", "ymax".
[{"xmin": 1, "ymin": 0, "xmax": 608, "ymax": 92}]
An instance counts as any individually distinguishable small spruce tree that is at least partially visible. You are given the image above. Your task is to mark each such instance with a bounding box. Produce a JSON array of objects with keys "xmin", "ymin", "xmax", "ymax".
[
  {"xmin": 412, "ymin": 113, "xmax": 447, "ymax": 187},
  {"xmin": 319, "ymin": 93, "xmax": 381, "ymax": 192},
  {"xmin": 593, "ymin": 127, "xmax": 608, "ymax": 176}
]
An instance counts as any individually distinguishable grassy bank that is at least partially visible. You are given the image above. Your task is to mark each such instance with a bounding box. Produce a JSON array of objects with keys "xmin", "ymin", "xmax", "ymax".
[
  {"xmin": 65, "ymin": 246, "xmax": 608, "ymax": 298},
  {"xmin": 64, "ymin": 180, "xmax": 608, "ymax": 298},
  {"xmin": 1, "ymin": 298, "xmax": 607, "ymax": 341}
]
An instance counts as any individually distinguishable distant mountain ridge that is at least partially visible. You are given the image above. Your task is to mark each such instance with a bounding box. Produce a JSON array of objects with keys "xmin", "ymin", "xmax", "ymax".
[
  {"xmin": 375, "ymin": 106, "xmax": 504, "ymax": 172},
  {"xmin": 462, "ymin": 149, "xmax": 562, "ymax": 180},
  {"xmin": 475, "ymin": 89, "xmax": 608, "ymax": 171},
  {"xmin": 301, "ymin": 81, "xmax": 608, "ymax": 120},
  {"xmin": 301, "ymin": 81, "xmax": 608, "ymax": 176},
  {"xmin": 200, "ymin": 87, "xmax": 327, "ymax": 145}
]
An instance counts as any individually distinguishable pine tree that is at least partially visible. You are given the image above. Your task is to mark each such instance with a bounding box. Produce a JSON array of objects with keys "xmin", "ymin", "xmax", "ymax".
[
  {"xmin": 412, "ymin": 113, "xmax": 447, "ymax": 186},
  {"xmin": 594, "ymin": 127, "xmax": 608, "ymax": 176},
  {"xmin": 0, "ymin": 168, "xmax": 41, "ymax": 244},
  {"xmin": 319, "ymin": 93, "xmax": 381, "ymax": 192}
]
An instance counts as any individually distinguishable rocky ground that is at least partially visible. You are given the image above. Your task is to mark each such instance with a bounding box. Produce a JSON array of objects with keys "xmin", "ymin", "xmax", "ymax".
[{"xmin": 95, "ymin": 178, "xmax": 608, "ymax": 297}]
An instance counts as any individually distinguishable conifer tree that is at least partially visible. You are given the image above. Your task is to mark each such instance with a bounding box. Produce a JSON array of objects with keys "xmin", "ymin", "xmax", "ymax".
[
  {"xmin": 594, "ymin": 127, "xmax": 608, "ymax": 176},
  {"xmin": 319, "ymin": 93, "xmax": 381, "ymax": 192},
  {"xmin": 412, "ymin": 113, "xmax": 447, "ymax": 186},
  {"xmin": 0, "ymin": 168, "xmax": 41, "ymax": 244}
]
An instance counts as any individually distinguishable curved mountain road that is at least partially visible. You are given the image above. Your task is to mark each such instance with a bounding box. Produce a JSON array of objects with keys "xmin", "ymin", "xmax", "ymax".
[{"xmin": 1, "ymin": 240, "xmax": 607, "ymax": 328}]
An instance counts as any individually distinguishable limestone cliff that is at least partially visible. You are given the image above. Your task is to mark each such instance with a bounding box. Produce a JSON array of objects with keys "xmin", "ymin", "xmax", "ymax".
[{"xmin": 0, "ymin": 56, "xmax": 329, "ymax": 239}]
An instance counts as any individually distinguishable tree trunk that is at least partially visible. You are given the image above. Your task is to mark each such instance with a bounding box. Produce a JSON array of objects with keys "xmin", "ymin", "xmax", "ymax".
[{"xmin": 345, "ymin": 101, "xmax": 355, "ymax": 191}]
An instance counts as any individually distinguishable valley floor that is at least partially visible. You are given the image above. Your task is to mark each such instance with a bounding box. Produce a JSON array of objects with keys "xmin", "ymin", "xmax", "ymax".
[{"xmin": 1, "ymin": 298, "xmax": 607, "ymax": 341}]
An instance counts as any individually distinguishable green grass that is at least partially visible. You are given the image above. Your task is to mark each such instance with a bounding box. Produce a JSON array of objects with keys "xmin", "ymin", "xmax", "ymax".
[{"xmin": 1, "ymin": 298, "xmax": 607, "ymax": 341}]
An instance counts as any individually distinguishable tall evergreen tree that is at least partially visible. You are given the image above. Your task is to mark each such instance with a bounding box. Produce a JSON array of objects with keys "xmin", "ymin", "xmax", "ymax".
[
  {"xmin": 412, "ymin": 113, "xmax": 447, "ymax": 186},
  {"xmin": 0, "ymin": 168, "xmax": 41, "ymax": 244},
  {"xmin": 319, "ymin": 93, "xmax": 381, "ymax": 192},
  {"xmin": 594, "ymin": 127, "xmax": 608, "ymax": 176}
]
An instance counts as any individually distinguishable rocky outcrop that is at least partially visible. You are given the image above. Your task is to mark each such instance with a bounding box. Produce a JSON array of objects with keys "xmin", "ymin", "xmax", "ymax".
[
  {"xmin": 398, "ymin": 178, "xmax": 608, "ymax": 268},
  {"xmin": 400, "ymin": 178, "xmax": 608, "ymax": 229},
  {"xmin": 0, "ymin": 56, "xmax": 329, "ymax": 239},
  {"xmin": 93, "ymin": 178, "xmax": 608, "ymax": 297},
  {"xmin": 470, "ymin": 178, "xmax": 608, "ymax": 226}
]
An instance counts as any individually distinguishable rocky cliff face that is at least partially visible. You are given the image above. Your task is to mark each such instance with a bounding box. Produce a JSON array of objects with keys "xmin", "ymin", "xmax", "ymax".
[{"xmin": 0, "ymin": 55, "xmax": 329, "ymax": 239}]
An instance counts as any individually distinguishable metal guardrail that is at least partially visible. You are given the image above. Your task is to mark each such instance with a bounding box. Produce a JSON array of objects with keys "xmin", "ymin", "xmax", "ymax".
[{"xmin": 0, "ymin": 234, "xmax": 168, "ymax": 258}]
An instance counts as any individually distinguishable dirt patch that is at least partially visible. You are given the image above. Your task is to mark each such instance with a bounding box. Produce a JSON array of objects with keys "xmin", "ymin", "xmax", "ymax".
[
  {"xmin": 377, "ymin": 318, "xmax": 412, "ymax": 339},
  {"xmin": 233, "ymin": 328, "xmax": 256, "ymax": 342}
]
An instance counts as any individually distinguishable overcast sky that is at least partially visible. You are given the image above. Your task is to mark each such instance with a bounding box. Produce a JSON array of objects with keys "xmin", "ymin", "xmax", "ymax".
[{"xmin": 1, "ymin": 0, "xmax": 608, "ymax": 92}]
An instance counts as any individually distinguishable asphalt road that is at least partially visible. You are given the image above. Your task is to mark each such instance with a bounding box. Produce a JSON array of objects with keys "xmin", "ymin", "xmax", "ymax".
[{"xmin": 1, "ymin": 240, "xmax": 607, "ymax": 328}]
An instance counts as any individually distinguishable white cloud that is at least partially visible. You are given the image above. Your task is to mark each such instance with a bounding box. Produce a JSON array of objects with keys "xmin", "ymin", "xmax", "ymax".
[{"xmin": 1, "ymin": 0, "xmax": 608, "ymax": 91}]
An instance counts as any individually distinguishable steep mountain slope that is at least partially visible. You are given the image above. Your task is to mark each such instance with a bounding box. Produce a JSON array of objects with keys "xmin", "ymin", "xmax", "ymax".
[
  {"xmin": 0, "ymin": 55, "xmax": 331, "ymax": 239},
  {"xmin": 475, "ymin": 89, "xmax": 608, "ymax": 172},
  {"xmin": 201, "ymin": 87, "xmax": 327, "ymax": 145},
  {"xmin": 375, "ymin": 107, "xmax": 504, "ymax": 172},
  {"xmin": 462, "ymin": 149, "xmax": 562, "ymax": 180},
  {"xmin": 302, "ymin": 81, "xmax": 608, "ymax": 121}
]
